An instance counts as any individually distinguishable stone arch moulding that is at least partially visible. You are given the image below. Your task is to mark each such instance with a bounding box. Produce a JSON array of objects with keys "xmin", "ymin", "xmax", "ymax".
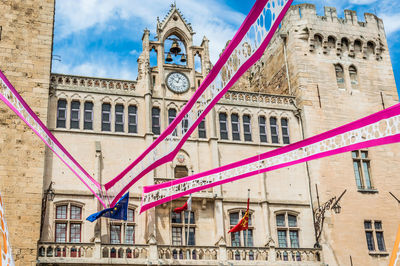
[
  {"xmin": 172, "ymin": 149, "xmax": 193, "ymax": 172},
  {"xmin": 162, "ymin": 27, "xmax": 190, "ymax": 48}
]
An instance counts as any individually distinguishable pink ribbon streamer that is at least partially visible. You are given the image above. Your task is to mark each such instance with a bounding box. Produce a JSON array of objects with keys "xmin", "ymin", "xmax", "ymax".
[
  {"xmin": 106, "ymin": 0, "xmax": 294, "ymax": 207},
  {"xmin": 140, "ymin": 103, "xmax": 400, "ymax": 213},
  {"xmin": 0, "ymin": 71, "xmax": 106, "ymax": 207}
]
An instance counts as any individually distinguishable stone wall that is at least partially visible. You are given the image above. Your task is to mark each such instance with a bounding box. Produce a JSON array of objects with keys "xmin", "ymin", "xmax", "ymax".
[{"xmin": 0, "ymin": 0, "xmax": 54, "ymax": 265}]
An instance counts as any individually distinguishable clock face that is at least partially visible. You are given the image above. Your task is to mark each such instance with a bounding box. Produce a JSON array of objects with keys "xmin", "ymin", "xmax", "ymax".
[{"xmin": 166, "ymin": 72, "xmax": 190, "ymax": 93}]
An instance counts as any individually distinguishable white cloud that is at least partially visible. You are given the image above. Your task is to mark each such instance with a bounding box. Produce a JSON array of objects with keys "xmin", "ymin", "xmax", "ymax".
[
  {"xmin": 380, "ymin": 13, "xmax": 400, "ymax": 35},
  {"xmin": 349, "ymin": 0, "xmax": 377, "ymax": 4}
]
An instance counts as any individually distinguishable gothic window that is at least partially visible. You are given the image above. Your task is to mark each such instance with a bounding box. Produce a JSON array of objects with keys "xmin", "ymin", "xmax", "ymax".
[
  {"xmin": 335, "ymin": 64, "xmax": 345, "ymax": 89},
  {"xmin": 152, "ymin": 107, "xmax": 160, "ymax": 135},
  {"xmin": 231, "ymin": 114, "xmax": 240, "ymax": 141},
  {"xmin": 195, "ymin": 53, "xmax": 202, "ymax": 73},
  {"xmin": 55, "ymin": 203, "xmax": 82, "ymax": 243},
  {"xmin": 364, "ymin": 220, "xmax": 386, "ymax": 252},
  {"xmin": 270, "ymin": 117, "xmax": 279, "ymax": 144},
  {"xmin": 101, "ymin": 103, "xmax": 111, "ymax": 131},
  {"xmin": 281, "ymin": 118, "xmax": 290, "ymax": 144},
  {"xmin": 243, "ymin": 115, "xmax": 252, "ymax": 142},
  {"xmin": 181, "ymin": 114, "xmax": 189, "ymax": 135},
  {"xmin": 219, "ymin": 113, "xmax": 228, "ymax": 140},
  {"xmin": 229, "ymin": 210, "xmax": 253, "ymax": 247},
  {"xmin": 171, "ymin": 211, "xmax": 195, "ymax": 246},
  {"xmin": 149, "ymin": 47, "xmax": 157, "ymax": 67},
  {"xmin": 276, "ymin": 212, "xmax": 299, "ymax": 248},
  {"xmin": 56, "ymin": 99, "xmax": 67, "ymax": 128},
  {"xmin": 115, "ymin": 104, "xmax": 124, "ymax": 132},
  {"xmin": 327, "ymin": 36, "xmax": 336, "ymax": 49},
  {"xmin": 314, "ymin": 34, "xmax": 323, "ymax": 50},
  {"xmin": 128, "ymin": 105, "xmax": 137, "ymax": 133},
  {"xmin": 164, "ymin": 35, "xmax": 187, "ymax": 66},
  {"xmin": 198, "ymin": 118, "xmax": 206, "ymax": 139},
  {"xmin": 174, "ymin": 165, "xmax": 188, "ymax": 179},
  {"xmin": 352, "ymin": 150, "xmax": 373, "ymax": 190},
  {"xmin": 259, "ymin": 116, "xmax": 268, "ymax": 143},
  {"xmin": 83, "ymin": 102, "xmax": 93, "ymax": 130},
  {"xmin": 349, "ymin": 65, "xmax": 358, "ymax": 89},
  {"xmin": 110, "ymin": 208, "xmax": 136, "ymax": 244},
  {"xmin": 70, "ymin": 101, "xmax": 80, "ymax": 129},
  {"xmin": 341, "ymin": 37, "xmax": 349, "ymax": 52},
  {"xmin": 354, "ymin": 40, "xmax": 362, "ymax": 53}
]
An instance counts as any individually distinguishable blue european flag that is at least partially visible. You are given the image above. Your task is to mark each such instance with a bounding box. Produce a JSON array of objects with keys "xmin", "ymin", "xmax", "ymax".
[{"xmin": 86, "ymin": 193, "xmax": 129, "ymax": 222}]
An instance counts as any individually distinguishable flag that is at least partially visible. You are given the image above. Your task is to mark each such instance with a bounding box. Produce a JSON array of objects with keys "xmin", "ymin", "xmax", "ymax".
[
  {"xmin": 229, "ymin": 197, "xmax": 250, "ymax": 233},
  {"xmin": 86, "ymin": 193, "xmax": 129, "ymax": 222},
  {"xmin": 173, "ymin": 194, "xmax": 192, "ymax": 213}
]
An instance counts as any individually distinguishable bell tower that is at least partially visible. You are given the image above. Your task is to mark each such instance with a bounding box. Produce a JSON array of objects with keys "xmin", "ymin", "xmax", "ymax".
[{"xmin": 137, "ymin": 3, "xmax": 211, "ymax": 100}]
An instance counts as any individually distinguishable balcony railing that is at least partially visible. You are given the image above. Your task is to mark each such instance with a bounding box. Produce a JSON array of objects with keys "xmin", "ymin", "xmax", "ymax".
[{"xmin": 38, "ymin": 241, "xmax": 322, "ymax": 265}]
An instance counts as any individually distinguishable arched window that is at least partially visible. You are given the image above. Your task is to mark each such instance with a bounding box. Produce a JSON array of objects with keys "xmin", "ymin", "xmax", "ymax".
[
  {"xmin": 354, "ymin": 40, "xmax": 362, "ymax": 53},
  {"xmin": 56, "ymin": 99, "xmax": 67, "ymax": 128},
  {"xmin": 349, "ymin": 65, "xmax": 358, "ymax": 89},
  {"xmin": 258, "ymin": 116, "xmax": 268, "ymax": 143},
  {"xmin": 115, "ymin": 104, "xmax": 124, "ymax": 132},
  {"xmin": 327, "ymin": 36, "xmax": 336, "ymax": 49},
  {"xmin": 194, "ymin": 53, "xmax": 202, "ymax": 73},
  {"xmin": 101, "ymin": 103, "xmax": 111, "ymax": 131},
  {"xmin": 229, "ymin": 210, "xmax": 253, "ymax": 247},
  {"xmin": 335, "ymin": 64, "xmax": 345, "ymax": 89},
  {"xmin": 231, "ymin": 114, "xmax": 240, "ymax": 141},
  {"xmin": 164, "ymin": 34, "xmax": 187, "ymax": 66},
  {"xmin": 128, "ymin": 105, "xmax": 137, "ymax": 133},
  {"xmin": 55, "ymin": 203, "xmax": 83, "ymax": 243},
  {"xmin": 314, "ymin": 34, "xmax": 323, "ymax": 50},
  {"xmin": 366, "ymin": 41, "xmax": 375, "ymax": 57},
  {"xmin": 276, "ymin": 212, "xmax": 299, "ymax": 248},
  {"xmin": 149, "ymin": 47, "xmax": 157, "ymax": 67},
  {"xmin": 243, "ymin": 114, "xmax": 252, "ymax": 142},
  {"xmin": 174, "ymin": 165, "xmax": 188, "ymax": 179},
  {"xmin": 341, "ymin": 38, "xmax": 349, "ymax": 52}
]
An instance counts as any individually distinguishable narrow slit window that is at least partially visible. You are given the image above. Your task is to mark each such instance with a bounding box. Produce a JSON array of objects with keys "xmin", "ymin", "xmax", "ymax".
[
  {"xmin": 231, "ymin": 114, "xmax": 240, "ymax": 141},
  {"xmin": 83, "ymin": 102, "xmax": 93, "ymax": 130},
  {"xmin": 243, "ymin": 115, "xmax": 252, "ymax": 142},
  {"xmin": 168, "ymin": 108, "xmax": 177, "ymax": 136},
  {"xmin": 335, "ymin": 64, "xmax": 345, "ymax": 89},
  {"xmin": 270, "ymin": 117, "xmax": 279, "ymax": 144},
  {"xmin": 198, "ymin": 117, "xmax": 206, "ymax": 139},
  {"xmin": 281, "ymin": 118, "xmax": 290, "ymax": 144},
  {"xmin": 152, "ymin": 107, "xmax": 160, "ymax": 135},
  {"xmin": 128, "ymin": 105, "xmax": 137, "ymax": 133},
  {"xmin": 259, "ymin": 116, "xmax": 268, "ymax": 143},
  {"xmin": 219, "ymin": 113, "xmax": 228, "ymax": 140}
]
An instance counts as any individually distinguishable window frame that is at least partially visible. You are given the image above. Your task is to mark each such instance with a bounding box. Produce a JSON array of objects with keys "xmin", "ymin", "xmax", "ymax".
[
  {"xmin": 228, "ymin": 209, "xmax": 254, "ymax": 247},
  {"xmin": 243, "ymin": 114, "xmax": 252, "ymax": 142},
  {"xmin": 275, "ymin": 211, "xmax": 300, "ymax": 248},
  {"xmin": 198, "ymin": 117, "xmax": 207, "ymax": 139},
  {"xmin": 70, "ymin": 100, "xmax": 80, "ymax": 129},
  {"xmin": 219, "ymin": 112, "xmax": 229, "ymax": 140},
  {"xmin": 109, "ymin": 207, "xmax": 136, "ymax": 244},
  {"xmin": 352, "ymin": 150, "xmax": 374, "ymax": 191},
  {"xmin": 83, "ymin": 101, "xmax": 93, "ymax": 130},
  {"xmin": 56, "ymin": 99, "xmax": 67, "ymax": 128},
  {"xmin": 54, "ymin": 202, "xmax": 83, "ymax": 243},
  {"xmin": 231, "ymin": 113, "xmax": 241, "ymax": 141},
  {"xmin": 101, "ymin": 103, "xmax": 112, "ymax": 132},
  {"xmin": 281, "ymin": 118, "xmax": 290, "ymax": 144},
  {"xmin": 171, "ymin": 210, "xmax": 196, "ymax": 246},
  {"xmin": 258, "ymin": 115, "xmax": 268, "ymax": 143},
  {"xmin": 364, "ymin": 220, "xmax": 386, "ymax": 253},
  {"xmin": 114, "ymin": 104, "xmax": 125, "ymax": 133},
  {"xmin": 128, "ymin": 105, "xmax": 138, "ymax": 134},
  {"xmin": 168, "ymin": 108, "xmax": 177, "ymax": 136},
  {"xmin": 270, "ymin": 117, "xmax": 279, "ymax": 144},
  {"xmin": 334, "ymin": 64, "xmax": 345, "ymax": 89},
  {"xmin": 152, "ymin": 107, "xmax": 161, "ymax": 135}
]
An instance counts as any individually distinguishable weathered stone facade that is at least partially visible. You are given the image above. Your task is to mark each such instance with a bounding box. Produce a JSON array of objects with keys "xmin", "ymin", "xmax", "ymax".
[
  {"xmin": 0, "ymin": 2, "xmax": 399, "ymax": 266},
  {"xmin": 0, "ymin": 1, "xmax": 54, "ymax": 265}
]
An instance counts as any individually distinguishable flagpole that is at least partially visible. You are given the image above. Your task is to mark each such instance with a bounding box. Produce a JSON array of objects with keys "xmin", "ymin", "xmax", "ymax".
[
  {"xmin": 246, "ymin": 189, "xmax": 250, "ymax": 248},
  {"xmin": 186, "ymin": 194, "xmax": 191, "ymax": 251}
]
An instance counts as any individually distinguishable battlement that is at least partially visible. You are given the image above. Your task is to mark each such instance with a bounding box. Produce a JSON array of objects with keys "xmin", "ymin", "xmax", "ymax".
[{"xmin": 289, "ymin": 4, "xmax": 384, "ymax": 32}]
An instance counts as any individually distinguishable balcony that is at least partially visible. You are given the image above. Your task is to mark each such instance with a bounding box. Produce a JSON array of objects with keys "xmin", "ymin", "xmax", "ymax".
[{"xmin": 37, "ymin": 241, "xmax": 322, "ymax": 265}]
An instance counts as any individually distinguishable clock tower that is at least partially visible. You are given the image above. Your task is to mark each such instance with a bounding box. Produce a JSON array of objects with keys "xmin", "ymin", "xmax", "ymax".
[{"xmin": 136, "ymin": 3, "xmax": 211, "ymax": 100}]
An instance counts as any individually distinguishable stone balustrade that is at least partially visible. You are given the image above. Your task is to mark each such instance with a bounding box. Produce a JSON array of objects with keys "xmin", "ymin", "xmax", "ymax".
[
  {"xmin": 50, "ymin": 73, "xmax": 137, "ymax": 92},
  {"xmin": 37, "ymin": 242, "xmax": 321, "ymax": 265},
  {"xmin": 222, "ymin": 90, "xmax": 295, "ymax": 107}
]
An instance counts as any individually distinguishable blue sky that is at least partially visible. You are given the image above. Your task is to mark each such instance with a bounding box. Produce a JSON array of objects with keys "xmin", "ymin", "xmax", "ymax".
[{"xmin": 52, "ymin": 0, "xmax": 400, "ymax": 96}]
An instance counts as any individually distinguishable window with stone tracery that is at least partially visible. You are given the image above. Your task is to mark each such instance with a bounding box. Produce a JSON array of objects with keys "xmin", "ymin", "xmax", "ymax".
[
  {"xmin": 55, "ymin": 203, "xmax": 83, "ymax": 244},
  {"xmin": 276, "ymin": 212, "xmax": 299, "ymax": 248}
]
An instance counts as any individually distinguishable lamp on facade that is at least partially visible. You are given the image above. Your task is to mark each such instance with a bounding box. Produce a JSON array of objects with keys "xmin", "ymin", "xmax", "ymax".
[
  {"xmin": 46, "ymin": 183, "xmax": 55, "ymax": 201},
  {"xmin": 332, "ymin": 203, "xmax": 341, "ymax": 214}
]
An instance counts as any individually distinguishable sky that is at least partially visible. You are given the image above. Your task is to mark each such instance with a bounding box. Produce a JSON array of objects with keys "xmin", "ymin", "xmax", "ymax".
[{"xmin": 52, "ymin": 0, "xmax": 400, "ymax": 96}]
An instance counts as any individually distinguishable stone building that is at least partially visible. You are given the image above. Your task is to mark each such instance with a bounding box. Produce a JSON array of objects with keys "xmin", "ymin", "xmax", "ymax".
[{"xmin": 0, "ymin": 2, "xmax": 399, "ymax": 266}]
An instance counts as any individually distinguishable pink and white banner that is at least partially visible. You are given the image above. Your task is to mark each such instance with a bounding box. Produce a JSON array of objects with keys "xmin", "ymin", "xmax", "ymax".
[
  {"xmin": 0, "ymin": 192, "xmax": 15, "ymax": 266},
  {"xmin": 0, "ymin": 71, "xmax": 105, "ymax": 207},
  {"xmin": 106, "ymin": 0, "xmax": 294, "ymax": 206},
  {"xmin": 140, "ymin": 103, "xmax": 400, "ymax": 213}
]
